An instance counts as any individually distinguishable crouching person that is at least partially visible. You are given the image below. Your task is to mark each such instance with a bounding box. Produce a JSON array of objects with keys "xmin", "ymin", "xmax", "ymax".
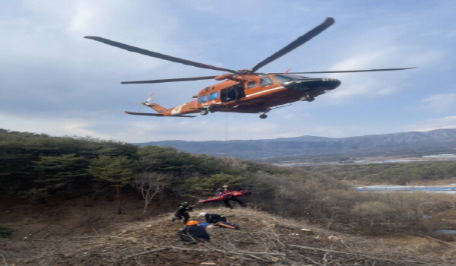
[
  {"xmin": 200, "ymin": 212, "xmax": 226, "ymax": 223},
  {"xmin": 178, "ymin": 220, "xmax": 210, "ymax": 244}
]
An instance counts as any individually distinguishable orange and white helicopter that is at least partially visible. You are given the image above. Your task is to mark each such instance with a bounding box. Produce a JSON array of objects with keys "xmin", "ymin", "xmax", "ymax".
[{"xmin": 85, "ymin": 17, "xmax": 414, "ymax": 119}]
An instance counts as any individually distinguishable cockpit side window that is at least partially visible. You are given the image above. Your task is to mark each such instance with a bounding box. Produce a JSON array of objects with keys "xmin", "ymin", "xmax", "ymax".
[
  {"xmin": 209, "ymin": 91, "xmax": 218, "ymax": 100},
  {"xmin": 260, "ymin": 77, "xmax": 273, "ymax": 87},
  {"xmin": 198, "ymin": 95, "xmax": 207, "ymax": 103},
  {"xmin": 247, "ymin": 81, "xmax": 256, "ymax": 89}
]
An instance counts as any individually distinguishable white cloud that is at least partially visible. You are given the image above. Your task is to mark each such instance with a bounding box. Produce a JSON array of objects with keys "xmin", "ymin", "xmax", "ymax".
[
  {"xmin": 0, "ymin": 112, "xmax": 114, "ymax": 140},
  {"xmin": 420, "ymin": 93, "xmax": 456, "ymax": 113},
  {"xmin": 405, "ymin": 116, "xmax": 456, "ymax": 132},
  {"xmin": 322, "ymin": 21, "xmax": 444, "ymax": 102}
]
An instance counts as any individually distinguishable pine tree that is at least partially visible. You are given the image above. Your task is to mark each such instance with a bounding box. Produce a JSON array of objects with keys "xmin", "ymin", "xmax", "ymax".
[{"xmin": 87, "ymin": 155, "xmax": 133, "ymax": 214}]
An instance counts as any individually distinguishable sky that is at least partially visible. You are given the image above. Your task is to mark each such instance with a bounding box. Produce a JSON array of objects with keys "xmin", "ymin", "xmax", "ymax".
[{"xmin": 1, "ymin": 0, "xmax": 456, "ymax": 143}]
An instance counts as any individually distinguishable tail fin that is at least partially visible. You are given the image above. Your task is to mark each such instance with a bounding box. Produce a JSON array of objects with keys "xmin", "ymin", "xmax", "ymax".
[
  {"xmin": 147, "ymin": 103, "xmax": 168, "ymax": 114},
  {"xmin": 138, "ymin": 94, "xmax": 168, "ymax": 114}
]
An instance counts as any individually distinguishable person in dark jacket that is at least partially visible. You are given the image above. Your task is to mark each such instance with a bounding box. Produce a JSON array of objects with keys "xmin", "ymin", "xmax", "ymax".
[
  {"xmin": 223, "ymin": 197, "xmax": 246, "ymax": 209},
  {"xmin": 200, "ymin": 212, "xmax": 227, "ymax": 223},
  {"xmin": 216, "ymin": 187, "xmax": 247, "ymax": 209},
  {"xmin": 178, "ymin": 220, "xmax": 210, "ymax": 244},
  {"xmin": 172, "ymin": 202, "xmax": 193, "ymax": 223}
]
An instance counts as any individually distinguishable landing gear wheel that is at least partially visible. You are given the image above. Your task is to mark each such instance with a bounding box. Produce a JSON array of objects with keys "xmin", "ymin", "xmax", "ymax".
[
  {"xmin": 259, "ymin": 114, "xmax": 267, "ymax": 119},
  {"xmin": 200, "ymin": 109, "xmax": 208, "ymax": 115},
  {"xmin": 301, "ymin": 95, "xmax": 315, "ymax": 102}
]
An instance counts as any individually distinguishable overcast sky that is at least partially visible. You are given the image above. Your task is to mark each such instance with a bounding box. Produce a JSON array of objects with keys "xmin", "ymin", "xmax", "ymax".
[{"xmin": 1, "ymin": 0, "xmax": 455, "ymax": 143}]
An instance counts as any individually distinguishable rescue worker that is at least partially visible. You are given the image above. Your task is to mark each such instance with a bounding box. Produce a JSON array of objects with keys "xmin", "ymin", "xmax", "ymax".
[
  {"xmin": 178, "ymin": 220, "xmax": 210, "ymax": 244},
  {"xmin": 216, "ymin": 187, "xmax": 247, "ymax": 209},
  {"xmin": 224, "ymin": 197, "xmax": 246, "ymax": 209},
  {"xmin": 200, "ymin": 212, "xmax": 227, "ymax": 223},
  {"xmin": 172, "ymin": 202, "xmax": 193, "ymax": 223}
]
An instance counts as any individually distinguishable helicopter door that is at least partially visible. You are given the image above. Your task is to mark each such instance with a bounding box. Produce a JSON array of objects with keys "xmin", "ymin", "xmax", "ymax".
[{"xmin": 220, "ymin": 83, "xmax": 246, "ymax": 103}]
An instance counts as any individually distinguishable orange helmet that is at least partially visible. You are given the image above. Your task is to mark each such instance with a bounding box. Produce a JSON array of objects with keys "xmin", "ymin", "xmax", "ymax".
[{"xmin": 186, "ymin": 220, "xmax": 199, "ymax": 226}]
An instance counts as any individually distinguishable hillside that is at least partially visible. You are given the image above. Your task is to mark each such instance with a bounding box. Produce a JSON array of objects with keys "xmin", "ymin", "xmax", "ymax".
[
  {"xmin": 136, "ymin": 128, "xmax": 456, "ymax": 161},
  {"xmin": 2, "ymin": 198, "xmax": 455, "ymax": 266}
]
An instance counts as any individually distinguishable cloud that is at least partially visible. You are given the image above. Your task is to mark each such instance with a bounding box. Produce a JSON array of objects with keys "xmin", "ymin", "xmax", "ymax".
[
  {"xmin": 0, "ymin": 112, "xmax": 114, "ymax": 140},
  {"xmin": 405, "ymin": 116, "xmax": 456, "ymax": 132},
  {"xmin": 420, "ymin": 93, "xmax": 456, "ymax": 113},
  {"xmin": 322, "ymin": 20, "xmax": 444, "ymax": 102}
]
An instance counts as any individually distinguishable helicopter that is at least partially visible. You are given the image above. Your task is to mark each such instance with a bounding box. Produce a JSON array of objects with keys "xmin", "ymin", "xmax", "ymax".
[{"xmin": 85, "ymin": 17, "xmax": 414, "ymax": 119}]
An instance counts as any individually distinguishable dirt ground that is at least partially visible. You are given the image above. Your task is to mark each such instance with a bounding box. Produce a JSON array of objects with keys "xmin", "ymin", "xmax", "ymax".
[{"xmin": 1, "ymin": 196, "xmax": 456, "ymax": 266}]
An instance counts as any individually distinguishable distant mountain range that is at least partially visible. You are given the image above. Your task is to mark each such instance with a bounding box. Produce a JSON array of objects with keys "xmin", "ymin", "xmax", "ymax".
[{"xmin": 135, "ymin": 129, "xmax": 456, "ymax": 162}]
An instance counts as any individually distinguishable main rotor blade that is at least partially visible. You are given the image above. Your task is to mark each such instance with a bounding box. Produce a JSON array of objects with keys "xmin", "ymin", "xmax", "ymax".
[
  {"xmin": 285, "ymin": 67, "xmax": 416, "ymax": 74},
  {"xmin": 121, "ymin": 76, "xmax": 217, "ymax": 84},
  {"xmin": 84, "ymin": 36, "xmax": 237, "ymax": 74},
  {"xmin": 251, "ymin": 17, "xmax": 335, "ymax": 73}
]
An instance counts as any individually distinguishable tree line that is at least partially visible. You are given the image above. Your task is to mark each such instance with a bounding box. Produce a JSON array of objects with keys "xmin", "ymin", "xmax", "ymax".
[{"xmin": 0, "ymin": 129, "xmax": 285, "ymax": 214}]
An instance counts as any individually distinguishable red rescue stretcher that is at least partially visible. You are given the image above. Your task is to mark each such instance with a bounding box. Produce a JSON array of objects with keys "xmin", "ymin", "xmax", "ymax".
[{"xmin": 198, "ymin": 189, "xmax": 251, "ymax": 204}]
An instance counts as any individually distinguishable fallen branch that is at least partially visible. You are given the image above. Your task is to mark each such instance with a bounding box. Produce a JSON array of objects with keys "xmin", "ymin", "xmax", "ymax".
[
  {"xmin": 172, "ymin": 245, "xmax": 285, "ymax": 257},
  {"xmin": 121, "ymin": 245, "xmax": 285, "ymax": 263},
  {"xmin": 419, "ymin": 234, "xmax": 456, "ymax": 247},
  {"xmin": 26, "ymin": 225, "xmax": 51, "ymax": 239},
  {"xmin": 289, "ymin": 244, "xmax": 428, "ymax": 265},
  {"xmin": 122, "ymin": 247, "xmax": 168, "ymax": 260},
  {"xmin": 0, "ymin": 252, "xmax": 7, "ymax": 266}
]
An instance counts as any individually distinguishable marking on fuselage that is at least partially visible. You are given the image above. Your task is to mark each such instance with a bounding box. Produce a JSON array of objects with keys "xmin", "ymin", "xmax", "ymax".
[
  {"xmin": 171, "ymin": 105, "xmax": 184, "ymax": 115},
  {"xmin": 245, "ymin": 86, "xmax": 285, "ymax": 98}
]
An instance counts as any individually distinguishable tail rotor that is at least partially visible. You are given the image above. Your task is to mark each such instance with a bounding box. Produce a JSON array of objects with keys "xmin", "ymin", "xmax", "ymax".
[{"xmin": 138, "ymin": 93, "xmax": 154, "ymax": 106}]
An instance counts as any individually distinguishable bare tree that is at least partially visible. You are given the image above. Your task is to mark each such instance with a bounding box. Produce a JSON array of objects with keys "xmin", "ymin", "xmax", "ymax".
[{"xmin": 131, "ymin": 159, "xmax": 169, "ymax": 214}]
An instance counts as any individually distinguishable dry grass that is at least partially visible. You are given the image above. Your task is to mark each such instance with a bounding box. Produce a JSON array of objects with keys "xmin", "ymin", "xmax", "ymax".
[
  {"xmin": 250, "ymin": 170, "xmax": 456, "ymax": 234},
  {"xmin": 2, "ymin": 207, "xmax": 456, "ymax": 266}
]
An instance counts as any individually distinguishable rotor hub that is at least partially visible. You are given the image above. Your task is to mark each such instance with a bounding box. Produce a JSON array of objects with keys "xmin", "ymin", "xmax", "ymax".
[{"xmin": 236, "ymin": 69, "xmax": 253, "ymax": 75}]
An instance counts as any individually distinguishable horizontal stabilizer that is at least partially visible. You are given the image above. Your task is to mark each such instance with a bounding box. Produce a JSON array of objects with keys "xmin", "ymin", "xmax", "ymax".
[{"xmin": 124, "ymin": 111, "xmax": 196, "ymax": 118}]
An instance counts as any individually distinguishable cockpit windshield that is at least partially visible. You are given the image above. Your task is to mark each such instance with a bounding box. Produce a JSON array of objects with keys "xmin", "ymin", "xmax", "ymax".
[{"xmin": 273, "ymin": 74, "xmax": 304, "ymax": 83}]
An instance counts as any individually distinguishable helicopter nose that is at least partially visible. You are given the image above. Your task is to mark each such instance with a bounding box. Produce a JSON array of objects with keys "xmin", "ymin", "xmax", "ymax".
[
  {"xmin": 284, "ymin": 78, "xmax": 341, "ymax": 90},
  {"xmin": 325, "ymin": 78, "xmax": 341, "ymax": 90},
  {"xmin": 307, "ymin": 78, "xmax": 341, "ymax": 90}
]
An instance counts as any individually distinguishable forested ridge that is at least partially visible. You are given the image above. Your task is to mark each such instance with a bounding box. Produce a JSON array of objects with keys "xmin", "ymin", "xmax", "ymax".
[{"xmin": 0, "ymin": 128, "xmax": 285, "ymax": 207}]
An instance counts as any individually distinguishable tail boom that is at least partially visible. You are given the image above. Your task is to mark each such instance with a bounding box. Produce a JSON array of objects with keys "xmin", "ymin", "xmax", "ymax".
[{"xmin": 125, "ymin": 101, "xmax": 199, "ymax": 118}]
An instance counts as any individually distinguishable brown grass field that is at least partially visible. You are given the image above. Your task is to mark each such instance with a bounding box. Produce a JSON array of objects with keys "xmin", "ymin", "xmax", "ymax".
[{"xmin": 1, "ymin": 195, "xmax": 456, "ymax": 266}]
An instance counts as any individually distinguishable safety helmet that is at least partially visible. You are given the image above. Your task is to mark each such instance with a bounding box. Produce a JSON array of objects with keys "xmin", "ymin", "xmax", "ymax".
[
  {"xmin": 181, "ymin": 202, "xmax": 188, "ymax": 207},
  {"xmin": 186, "ymin": 220, "xmax": 199, "ymax": 226},
  {"xmin": 200, "ymin": 212, "xmax": 207, "ymax": 217}
]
